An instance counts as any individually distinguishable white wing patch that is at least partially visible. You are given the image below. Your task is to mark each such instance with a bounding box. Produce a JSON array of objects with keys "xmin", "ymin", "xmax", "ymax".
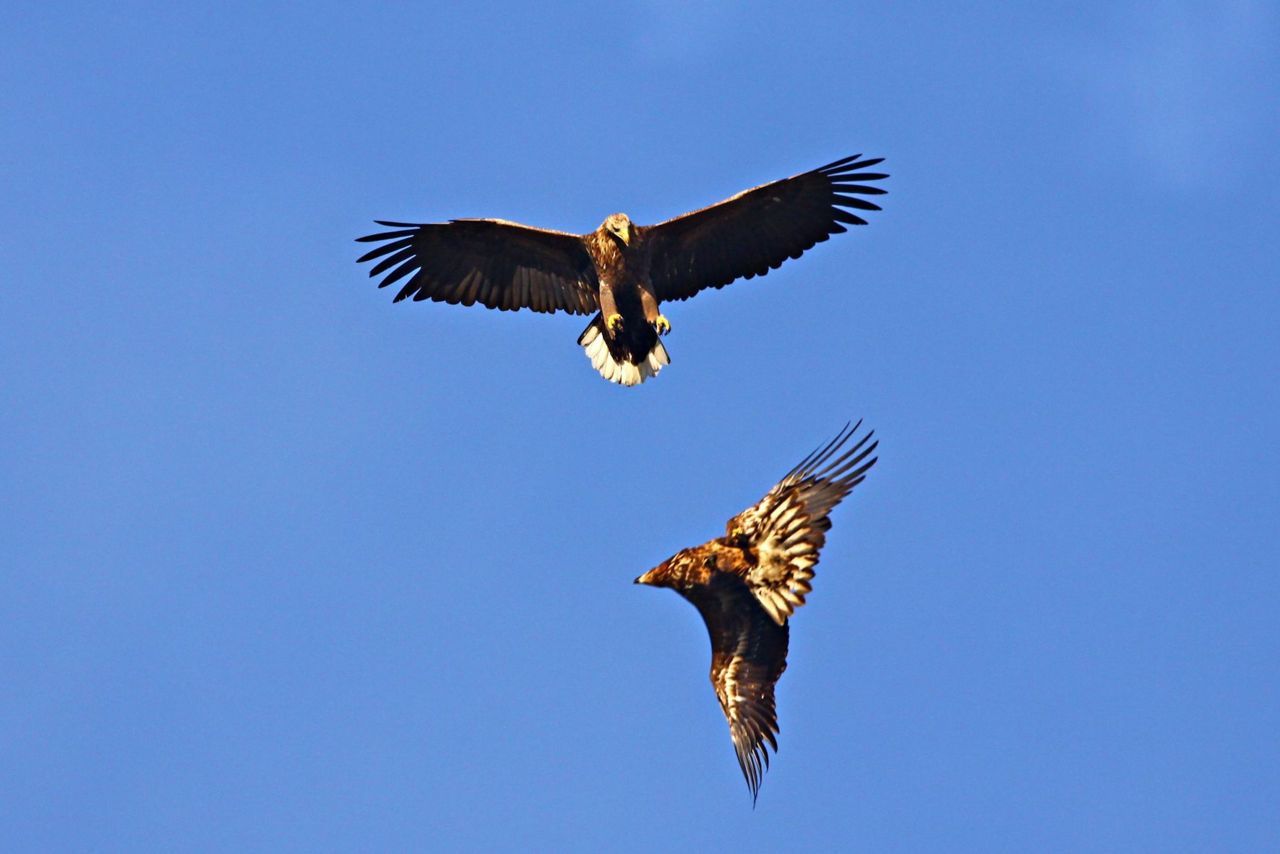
[
  {"xmin": 706, "ymin": 601, "xmax": 786, "ymax": 804},
  {"xmin": 714, "ymin": 652, "xmax": 778, "ymax": 799},
  {"xmin": 747, "ymin": 493, "xmax": 821, "ymax": 624},
  {"xmin": 729, "ymin": 422, "xmax": 878, "ymax": 625}
]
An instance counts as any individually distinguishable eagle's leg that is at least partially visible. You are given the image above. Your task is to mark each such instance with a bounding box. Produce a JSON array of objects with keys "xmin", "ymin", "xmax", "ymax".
[
  {"xmin": 640, "ymin": 286, "xmax": 670, "ymax": 336},
  {"xmin": 600, "ymin": 286, "xmax": 623, "ymax": 334}
]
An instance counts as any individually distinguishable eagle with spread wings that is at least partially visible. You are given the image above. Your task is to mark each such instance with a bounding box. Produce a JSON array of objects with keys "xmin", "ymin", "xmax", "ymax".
[
  {"xmin": 635, "ymin": 422, "xmax": 878, "ymax": 802},
  {"xmin": 356, "ymin": 155, "xmax": 887, "ymax": 385}
]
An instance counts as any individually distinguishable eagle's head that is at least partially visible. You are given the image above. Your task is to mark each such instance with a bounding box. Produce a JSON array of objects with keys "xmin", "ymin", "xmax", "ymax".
[
  {"xmin": 635, "ymin": 548, "xmax": 713, "ymax": 590},
  {"xmin": 601, "ymin": 213, "xmax": 634, "ymax": 246}
]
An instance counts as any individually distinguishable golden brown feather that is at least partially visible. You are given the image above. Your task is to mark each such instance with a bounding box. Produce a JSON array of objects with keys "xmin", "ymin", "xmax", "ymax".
[{"xmin": 635, "ymin": 422, "xmax": 878, "ymax": 802}]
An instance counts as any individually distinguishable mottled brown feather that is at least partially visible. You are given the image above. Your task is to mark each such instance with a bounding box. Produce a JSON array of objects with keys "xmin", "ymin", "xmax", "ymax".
[
  {"xmin": 637, "ymin": 423, "xmax": 878, "ymax": 803},
  {"xmin": 688, "ymin": 573, "xmax": 788, "ymax": 803},
  {"xmin": 726, "ymin": 421, "xmax": 878, "ymax": 624}
]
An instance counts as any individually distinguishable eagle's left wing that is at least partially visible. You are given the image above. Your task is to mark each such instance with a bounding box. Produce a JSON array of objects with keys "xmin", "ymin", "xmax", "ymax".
[
  {"xmin": 689, "ymin": 574, "xmax": 790, "ymax": 804},
  {"xmin": 644, "ymin": 155, "xmax": 887, "ymax": 303},
  {"xmin": 726, "ymin": 422, "xmax": 878, "ymax": 625}
]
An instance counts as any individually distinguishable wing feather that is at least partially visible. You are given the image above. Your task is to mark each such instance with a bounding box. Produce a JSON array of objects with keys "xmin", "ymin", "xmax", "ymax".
[
  {"xmin": 726, "ymin": 422, "xmax": 878, "ymax": 625},
  {"xmin": 689, "ymin": 575, "xmax": 789, "ymax": 804},
  {"xmin": 645, "ymin": 155, "xmax": 888, "ymax": 302},
  {"xmin": 356, "ymin": 218, "xmax": 599, "ymax": 315}
]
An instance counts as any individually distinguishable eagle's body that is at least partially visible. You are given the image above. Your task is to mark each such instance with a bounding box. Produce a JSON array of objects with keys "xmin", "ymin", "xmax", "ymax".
[
  {"xmin": 636, "ymin": 423, "xmax": 878, "ymax": 802},
  {"xmin": 356, "ymin": 155, "xmax": 887, "ymax": 385},
  {"xmin": 577, "ymin": 214, "xmax": 667, "ymax": 384}
]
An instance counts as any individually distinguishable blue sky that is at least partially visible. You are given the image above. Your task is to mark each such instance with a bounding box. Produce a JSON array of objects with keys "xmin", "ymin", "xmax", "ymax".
[{"xmin": 3, "ymin": 2, "xmax": 1278, "ymax": 850}]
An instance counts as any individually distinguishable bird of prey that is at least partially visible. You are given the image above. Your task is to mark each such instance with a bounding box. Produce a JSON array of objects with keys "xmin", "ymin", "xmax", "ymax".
[
  {"xmin": 355, "ymin": 155, "xmax": 887, "ymax": 385},
  {"xmin": 635, "ymin": 422, "xmax": 878, "ymax": 802}
]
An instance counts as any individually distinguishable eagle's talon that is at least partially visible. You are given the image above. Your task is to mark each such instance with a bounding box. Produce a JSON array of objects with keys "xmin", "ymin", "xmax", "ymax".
[
  {"xmin": 654, "ymin": 315, "xmax": 671, "ymax": 336},
  {"xmin": 606, "ymin": 313, "xmax": 624, "ymax": 334}
]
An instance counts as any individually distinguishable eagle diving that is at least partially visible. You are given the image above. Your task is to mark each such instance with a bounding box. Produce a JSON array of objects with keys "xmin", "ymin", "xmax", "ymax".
[{"xmin": 635, "ymin": 422, "xmax": 878, "ymax": 802}]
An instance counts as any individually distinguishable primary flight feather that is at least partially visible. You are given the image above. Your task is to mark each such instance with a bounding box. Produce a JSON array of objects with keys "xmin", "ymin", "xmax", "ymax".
[
  {"xmin": 356, "ymin": 155, "xmax": 887, "ymax": 385},
  {"xmin": 635, "ymin": 422, "xmax": 878, "ymax": 802}
]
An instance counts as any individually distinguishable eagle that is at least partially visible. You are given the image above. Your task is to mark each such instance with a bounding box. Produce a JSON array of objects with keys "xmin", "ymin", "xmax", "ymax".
[
  {"xmin": 355, "ymin": 155, "xmax": 887, "ymax": 385},
  {"xmin": 635, "ymin": 422, "xmax": 878, "ymax": 802}
]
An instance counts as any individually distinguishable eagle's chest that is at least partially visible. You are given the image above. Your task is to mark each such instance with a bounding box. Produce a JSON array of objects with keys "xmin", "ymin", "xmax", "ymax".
[{"xmin": 591, "ymin": 241, "xmax": 650, "ymax": 289}]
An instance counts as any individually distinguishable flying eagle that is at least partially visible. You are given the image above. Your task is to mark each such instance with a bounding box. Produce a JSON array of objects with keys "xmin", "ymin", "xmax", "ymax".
[
  {"xmin": 635, "ymin": 422, "xmax": 878, "ymax": 802},
  {"xmin": 355, "ymin": 155, "xmax": 887, "ymax": 385}
]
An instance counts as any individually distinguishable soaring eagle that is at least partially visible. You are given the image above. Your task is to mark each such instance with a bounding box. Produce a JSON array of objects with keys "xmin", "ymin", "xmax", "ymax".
[
  {"xmin": 355, "ymin": 155, "xmax": 887, "ymax": 385},
  {"xmin": 635, "ymin": 422, "xmax": 878, "ymax": 802}
]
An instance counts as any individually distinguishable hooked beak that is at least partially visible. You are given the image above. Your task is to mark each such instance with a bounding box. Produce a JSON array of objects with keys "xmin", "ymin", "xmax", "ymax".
[
  {"xmin": 618, "ymin": 224, "xmax": 631, "ymax": 245},
  {"xmin": 634, "ymin": 567, "xmax": 657, "ymax": 585}
]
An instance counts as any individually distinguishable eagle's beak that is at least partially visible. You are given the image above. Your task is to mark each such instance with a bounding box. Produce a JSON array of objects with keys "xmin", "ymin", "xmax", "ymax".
[
  {"xmin": 634, "ymin": 568, "xmax": 656, "ymax": 585},
  {"xmin": 619, "ymin": 223, "xmax": 631, "ymax": 245}
]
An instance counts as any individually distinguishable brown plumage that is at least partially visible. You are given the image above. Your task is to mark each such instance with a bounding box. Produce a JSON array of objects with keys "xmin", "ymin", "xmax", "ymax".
[
  {"xmin": 635, "ymin": 422, "xmax": 878, "ymax": 802},
  {"xmin": 355, "ymin": 155, "xmax": 887, "ymax": 385}
]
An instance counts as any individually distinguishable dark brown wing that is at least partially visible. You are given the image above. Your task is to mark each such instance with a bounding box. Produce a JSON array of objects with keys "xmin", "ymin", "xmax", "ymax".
[
  {"xmin": 355, "ymin": 218, "xmax": 599, "ymax": 315},
  {"xmin": 726, "ymin": 421, "xmax": 878, "ymax": 625},
  {"xmin": 644, "ymin": 155, "xmax": 888, "ymax": 303},
  {"xmin": 687, "ymin": 573, "xmax": 790, "ymax": 804}
]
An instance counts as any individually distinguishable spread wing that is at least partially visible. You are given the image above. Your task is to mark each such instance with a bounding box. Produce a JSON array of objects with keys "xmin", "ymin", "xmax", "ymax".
[
  {"xmin": 644, "ymin": 155, "xmax": 888, "ymax": 303},
  {"xmin": 355, "ymin": 218, "xmax": 600, "ymax": 315},
  {"xmin": 727, "ymin": 422, "xmax": 878, "ymax": 625},
  {"xmin": 688, "ymin": 574, "xmax": 790, "ymax": 804}
]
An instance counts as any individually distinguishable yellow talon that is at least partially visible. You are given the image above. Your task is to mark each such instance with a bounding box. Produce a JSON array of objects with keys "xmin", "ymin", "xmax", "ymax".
[
  {"xmin": 654, "ymin": 315, "xmax": 671, "ymax": 335},
  {"xmin": 606, "ymin": 313, "xmax": 624, "ymax": 334}
]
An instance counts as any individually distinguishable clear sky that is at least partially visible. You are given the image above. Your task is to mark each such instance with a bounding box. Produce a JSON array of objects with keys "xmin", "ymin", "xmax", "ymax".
[{"xmin": 3, "ymin": 2, "xmax": 1278, "ymax": 850}]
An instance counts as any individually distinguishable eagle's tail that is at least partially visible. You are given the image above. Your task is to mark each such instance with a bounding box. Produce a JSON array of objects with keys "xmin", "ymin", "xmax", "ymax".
[{"xmin": 577, "ymin": 313, "xmax": 670, "ymax": 386}]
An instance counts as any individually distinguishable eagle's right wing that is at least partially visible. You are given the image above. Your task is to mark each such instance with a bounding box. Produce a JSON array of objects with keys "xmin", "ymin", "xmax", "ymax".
[
  {"xmin": 356, "ymin": 219, "xmax": 600, "ymax": 315},
  {"xmin": 726, "ymin": 422, "xmax": 878, "ymax": 625}
]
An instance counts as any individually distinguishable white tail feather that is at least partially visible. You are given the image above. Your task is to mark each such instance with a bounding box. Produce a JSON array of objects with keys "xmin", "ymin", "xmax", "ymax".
[{"xmin": 578, "ymin": 323, "xmax": 670, "ymax": 386}]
